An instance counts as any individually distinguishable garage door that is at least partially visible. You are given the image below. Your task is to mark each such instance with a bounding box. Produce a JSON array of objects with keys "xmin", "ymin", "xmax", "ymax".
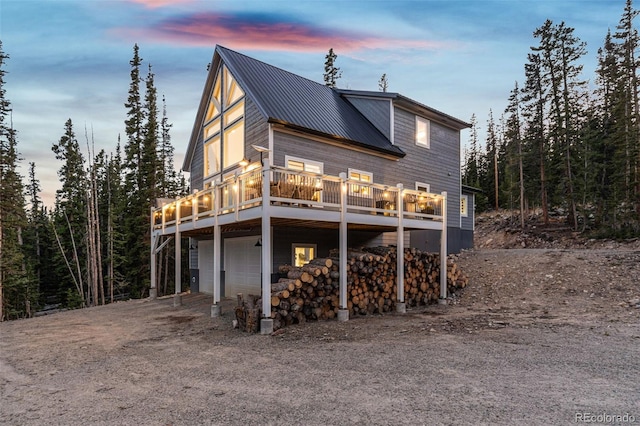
[{"xmin": 224, "ymin": 236, "xmax": 261, "ymax": 297}]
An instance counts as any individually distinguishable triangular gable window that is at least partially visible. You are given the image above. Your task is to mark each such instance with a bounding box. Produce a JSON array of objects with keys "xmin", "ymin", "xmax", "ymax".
[
  {"xmin": 224, "ymin": 66, "xmax": 244, "ymax": 107},
  {"xmin": 203, "ymin": 65, "xmax": 246, "ymax": 179},
  {"xmin": 205, "ymin": 75, "xmax": 222, "ymax": 122}
]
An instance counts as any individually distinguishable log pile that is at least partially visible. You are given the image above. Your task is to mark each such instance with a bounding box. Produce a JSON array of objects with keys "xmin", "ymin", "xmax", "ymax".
[
  {"xmin": 234, "ymin": 246, "xmax": 469, "ymax": 332},
  {"xmin": 234, "ymin": 293, "xmax": 261, "ymax": 333}
]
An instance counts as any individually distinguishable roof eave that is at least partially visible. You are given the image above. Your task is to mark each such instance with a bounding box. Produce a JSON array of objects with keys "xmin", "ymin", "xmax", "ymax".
[{"xmin": 395, "ymin": 95, "xmax": 470, "ymax": 130}]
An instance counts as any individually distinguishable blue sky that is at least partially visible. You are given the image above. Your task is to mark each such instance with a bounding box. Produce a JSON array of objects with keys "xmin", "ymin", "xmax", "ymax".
[{"xmin": 0, "ymin": 0, "xmax": 628, "ymax": 206}]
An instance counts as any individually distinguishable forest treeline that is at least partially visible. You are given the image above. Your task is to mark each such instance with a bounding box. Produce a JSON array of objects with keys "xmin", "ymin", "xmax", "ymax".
[
  {"xmin": 0, "ymin": 43, "xmax": 188, "ymax": 320},
  {"xmin": 463, "ymin": 0, "xmax": 640, "ymax": 236},
  {"xmin": 2, "ymin": 1, "xmax": 640, "ymax": 320}
]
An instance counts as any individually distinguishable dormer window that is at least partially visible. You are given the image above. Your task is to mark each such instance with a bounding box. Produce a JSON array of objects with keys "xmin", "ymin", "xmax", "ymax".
[
  {"xmin": 204, "ymin": 66, "xmax": 245, "ymax": 178},
  {"xmin": 415, "ymin": 116, "xmax": 430, "ymax": 149}
]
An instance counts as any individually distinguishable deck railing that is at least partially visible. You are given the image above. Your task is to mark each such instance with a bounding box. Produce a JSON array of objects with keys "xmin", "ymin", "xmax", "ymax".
[{"xmin": 153, "ymin": 166, "xmax": 444, "ymax": 230}]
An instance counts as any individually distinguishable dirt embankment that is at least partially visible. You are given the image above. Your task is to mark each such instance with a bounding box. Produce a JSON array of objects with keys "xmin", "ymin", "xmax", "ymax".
[{"xmin": 1, "ymin": 212, "xmax": 639, "ymax": 425}]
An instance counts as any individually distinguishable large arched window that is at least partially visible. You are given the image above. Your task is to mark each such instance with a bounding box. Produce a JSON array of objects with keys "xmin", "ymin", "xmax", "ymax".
[{"xmin": 204, "ymin": 66, "xmax": 245, "ymax": 178}]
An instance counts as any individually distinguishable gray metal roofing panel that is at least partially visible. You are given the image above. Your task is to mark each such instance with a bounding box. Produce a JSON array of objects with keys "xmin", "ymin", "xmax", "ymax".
[
  {"xmin": 216, "ymin": 46, "xmax": 404, "ymax": 157},
  {"xmin": 338, "ymin": 89, "xmax": 470, "ymax": 130}
]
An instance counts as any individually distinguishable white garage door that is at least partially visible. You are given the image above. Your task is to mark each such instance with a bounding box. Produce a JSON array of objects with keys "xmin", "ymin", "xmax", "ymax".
[
  {"xmin": 198, "ymin": 240, "xmax": 214, "ymax": 294},
  {"xmin": 224, "ymin": 236, "xmax": 261, "ymax": 297}
]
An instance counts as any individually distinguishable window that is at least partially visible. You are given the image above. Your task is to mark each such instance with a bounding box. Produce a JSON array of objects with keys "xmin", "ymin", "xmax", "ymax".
[
  {"xmin": 415, "ymin": 182, "xmax": 430, "ymax": 193},
  {"xmin": 285, "ymin": 156, "xmax": 323, "ymax": 174},
  {"xmin": 223, "ymin": 121, "xmax": 244, "ymax": 168},
  {"xmin": 204, "ymin": 136, "xmax": 221, "ymax": 176},
  {"xmin": 203, "ymin": 66, "xmax": 245, "ymax": 178},
  {"xmin": 292, "ymin": 244, "xmax": 316, "ymax": 267},
  {"xmin": 461, "ymin": 194, "xmax": 469, "ymax": 217},
  {"xmin": 415, "ymin": 116, "xmax": 430, "ymax": 148},
  {"xmin": 348, "ymin": 169, "xmax": 372, "ymax": 196},
  {"xmin": 224, "ymin": 67, "xmax": 244, "ymax": 107}
]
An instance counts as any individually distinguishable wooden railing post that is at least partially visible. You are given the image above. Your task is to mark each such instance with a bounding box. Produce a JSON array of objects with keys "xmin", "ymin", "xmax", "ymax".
[
  {"xmin": 396, "ymin": 184, "xmax": 405, "ymax": 312},
  {"xmin": 338, "ymin": 172, "xmax": 349, "ymax": 322},
  {"xmin": 439, "ymin": 191, "xmax": 448, "ymax": 304}
]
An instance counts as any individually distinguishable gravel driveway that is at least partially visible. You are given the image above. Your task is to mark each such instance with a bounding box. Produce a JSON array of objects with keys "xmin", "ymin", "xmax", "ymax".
[{"xmin": 1, "ymin": 249, "xmax": 639, "ymax": 425}]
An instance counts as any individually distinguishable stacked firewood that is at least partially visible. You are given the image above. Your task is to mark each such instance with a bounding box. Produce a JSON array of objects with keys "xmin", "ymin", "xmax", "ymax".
[{"xmin": 235, "ymin": 246, "xmax": 468, "ymax": 332}]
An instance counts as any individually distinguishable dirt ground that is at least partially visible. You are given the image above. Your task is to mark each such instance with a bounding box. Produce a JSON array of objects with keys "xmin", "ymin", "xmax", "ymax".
[{"xmin": 1, "ymin": 215, "xmax": 640, "ymax": 425}]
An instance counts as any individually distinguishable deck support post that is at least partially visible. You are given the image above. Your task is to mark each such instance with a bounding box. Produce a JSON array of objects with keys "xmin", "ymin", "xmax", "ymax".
[
  {"xmin": 396, "ymin": 184, "xmax": 406, "ymax": 313},
  {"xmin": 338, "ymin": 172, "xmax": 349, "ymax": 321},
  {"xmin": 211, "ymin": 226, "xmax": 221, "ymax": 317},
  {"xmin": 212, "ymin": 186, "xmax": 221, "ymax": 317},
  {"xmin": 439, "ymin": 191, "xmax": 448, "ymax": 304},
  {"xmin": 174, "ymin": 198, "xmax": 182, "ymax": 307},
  {"xmin": 150, "ymin": 207, "xmax": 157, "ymax": 300},
  {"xmin": 260, "ymin": 161, "xmax": 274, "ymax": 334}
]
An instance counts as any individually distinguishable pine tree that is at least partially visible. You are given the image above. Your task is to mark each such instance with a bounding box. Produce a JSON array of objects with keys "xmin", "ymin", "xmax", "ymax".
[
  {"xmin": 378, "ymin": 73, "xmax": 388, "ymax": 92},
  {"xmin": 0, "ymin": 42, "xmax": 34, "ymax": 319},
  {"xmin": 323, "ymin": 48, "xmax": 342, "ymax": 88},
  {"xmin": 51, "ymin": 119, "xmax": 87, "ymax": 306},
  {"xmin": 504, "ymin": 83, "xmax": 525, "ymax": 227},
  {"xmin": 122, "ymin": 44, "xmax": 147, "ymax": 297},
  {"xmin": 532, "ymin": 20, "xmax": 587, "ymax": 230},
  {"xmin": 613, "ymin": 0, "xmax": 640, "ymax": 224},
  {"xmin": 484, "ymin": 110, "xmax": 499, "ymax": 210}
]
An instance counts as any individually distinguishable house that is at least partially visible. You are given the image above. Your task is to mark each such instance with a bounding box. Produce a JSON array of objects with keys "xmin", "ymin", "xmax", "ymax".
[{"xmin": 150, "ymin": 45, "xmax": 471, "ymax": 333}]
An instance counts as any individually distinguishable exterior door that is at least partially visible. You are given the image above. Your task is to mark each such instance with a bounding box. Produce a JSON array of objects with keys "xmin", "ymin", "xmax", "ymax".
[
  {"xmin": 224, "ymin": 236, "xmax": 261, "ymax": 297},
  {"xmin": 197, "ymin": 240, "xmax": 214, "ymax": 294}
]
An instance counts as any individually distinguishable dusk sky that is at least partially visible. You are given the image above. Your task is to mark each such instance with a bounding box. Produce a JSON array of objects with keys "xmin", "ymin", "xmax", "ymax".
[{"xmin": 0, "ymin": 0, "xmax": 628, "ymax": 206}]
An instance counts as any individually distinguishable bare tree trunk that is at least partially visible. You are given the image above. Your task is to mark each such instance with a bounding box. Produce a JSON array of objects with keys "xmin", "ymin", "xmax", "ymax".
[
  {"xmin": 0, "ymin": 204, "xmax": 3, "ymax": 322},
  {"xmin": 52, "ymin": 221, "xmax": 83, "ymax": 303},
  {"xmin": 0, "ymin": 155, "xmax": 3, "ymax": 321},
  {"xmin": 519, "ymin": 138, "xmax": 525, "ymax": 229},
  {"xmin": 494, "ymin": 152, "xmax": 499, "ymax": 210},
  {"xmin": 108, "ymin": 195, "xmax": 114, "ymax": 304},
  {"xmin": 64, "ymin": 211, "xmax": 85, "ymax": 305},
  {"xmin": 540, "ymin": 138, "xmax": 549, "ymax": 225}
]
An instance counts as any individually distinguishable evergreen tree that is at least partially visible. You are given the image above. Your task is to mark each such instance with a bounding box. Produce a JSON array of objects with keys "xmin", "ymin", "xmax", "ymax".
[
  {"xmin": 532, "ymin": 20, "xmax": 587, "ymax": 230},
  {"xmin": 503, "ymin": 83, "xmax": 526, "ymax": 227},
  {"xmin": 613, "ymin": 0, "xmax": 640, "ymax": 224},
  {"xmin": 378, "ymin": 73, "xmax": 388, "ymax": 92},
  {"xmin": 323, "ymin": 48, "xmax": 342, "ymax": 88},
  {"xmin": 484, "ymin": 110, "xmax": 500, "ymax": 210},
  {"xmin": 122, "ymin": 45, "xmax": 147, "ymax": 297},
  {"xmin": 51, "ymin": 119, "xmax": 87, "ymax": 305},
  {"xmin": 0, "ymin": 42, "xmax": 34, "ymax": 319}
]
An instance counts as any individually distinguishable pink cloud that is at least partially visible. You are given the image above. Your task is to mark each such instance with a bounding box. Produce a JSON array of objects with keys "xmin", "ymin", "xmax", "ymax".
[
  {"xmin": 114, "ymin": 12, "xmax": 450, "ymax": 53},
  {"xmin": 128, "ymin": 0, "xmax": 194, "ymax": 9}
]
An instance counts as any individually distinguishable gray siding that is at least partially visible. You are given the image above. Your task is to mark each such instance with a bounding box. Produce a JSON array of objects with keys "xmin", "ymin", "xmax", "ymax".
[
  {"xmin": 461, "ymin": 192, "xmax": 474, "ymax": 231},
  {"xmin": 273, "ymin": 131, "xmax": 402, "ymax": 185},
  {"xmin": 243, "ymin": 97, "xmax": 269, "ymax": 163},
  {"xmin": 344, "ymin": 97, "xmax": 391, "ymax": 140},
  {"xmin": 412, "ymin": 227, "xmax": 466, "ymax": 254},
  {"xmin": 392, "ymin": 107, "xmax": 461, "ymax": 230},
  {"xmin": 189, "ymin": 127, "xmax": 204, "ymax": 191},
  {"xmin": 273, "ymin": 107, "xmax": 461, "ymax": 230}
]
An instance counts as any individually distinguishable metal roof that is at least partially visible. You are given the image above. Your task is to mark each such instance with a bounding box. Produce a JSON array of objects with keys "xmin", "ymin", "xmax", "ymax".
[
  {"xmin": 184, "ymin": 46, "xmax": 468, "ymax": 171},
  {"xmin": 337, "ymin": 89, "xmax": 471, "ymax": 131},
  {"xmin": 216, "ymin": 46, "xmax": 405, "ymax": 157}
]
